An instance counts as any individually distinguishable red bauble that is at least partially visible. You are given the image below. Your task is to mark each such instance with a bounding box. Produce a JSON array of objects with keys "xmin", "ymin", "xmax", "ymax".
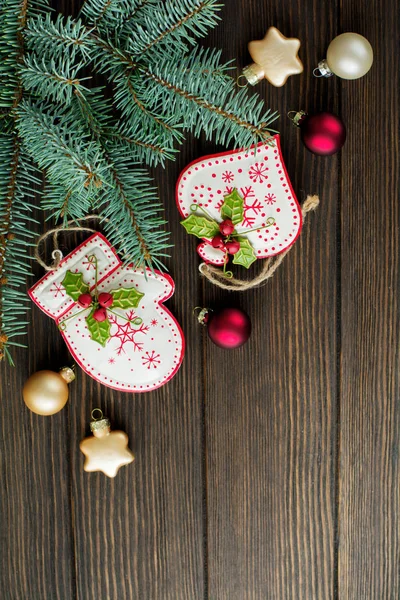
[
  {"xmin": 207, "ymin": 307, "xmax": 251, "ymax": 349},
  {"xmin": 212, "ymin": 234, "xmax": 226, "ymax": 249},
  {"xmin": 299, "ymin": 112, "xmax": 346, "ymax": 156},
  {"xmin": 219, "ymin": 219, "xmax": 235, "ymax": 236}
]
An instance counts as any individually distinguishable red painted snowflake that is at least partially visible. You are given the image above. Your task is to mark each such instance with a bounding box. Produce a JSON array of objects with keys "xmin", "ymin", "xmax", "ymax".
[
  {"xmin": 248, "ymin": 162, "xmax": 269, "ymax": 183},
  {"xmin": 221, "ymin": 170, "xmax": 234, "ymax": 183},
  {"xmin": 82, "ymin": 255, "xmax": 97, "ymax": 271},
  {"xmin": 242, "ymin": 198, "xmax": 264, "ymax": 228},
  {"xmin": 50, "ymin": 283, "xmax": 65, "ymax": 298},
  {"xmin": 264, "ymin": 193, "xmax": 277, "ymax": 205},
  {"xmin": 108, "ymin": 357, "xmax": 116, "ymax": 365},
  {"xmin": 142, "ymin": 350, "xmax": 161, "ymax": 370},
  {"xmin": 109, "ymin": 312, "xmax": 150, "ymax": 355},
  {"xmin": 150, "ymin": 318, "xmax": 158, "ymax": 327}
]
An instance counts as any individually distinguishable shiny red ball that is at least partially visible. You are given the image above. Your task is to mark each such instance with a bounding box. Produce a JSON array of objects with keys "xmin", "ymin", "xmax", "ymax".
[
  {"xmin": 98, "ymin": 292, "xmax": 113, "ymax": 308},
  {"xmin": 212, "ymin": 234, "xmax": 226, "ymax": 249},
  {"xmin": 77, "ymin": 293, "xmax": 93, "ymax": 308},
  {"xmin": 219, "ymin": 219, "xmax": 235, "ymax": 236},
  {"xmin": 207, "ymin": 307, "xmax": 251, "ymax": 349},
  {"xmin": 226, "ymin": 240, "xmax": 240, "ymax": 255},
  {"xmin": 300, "ymin": 112, "xmax": 346, "ymax": 156},
  {"xmin": 93, "ymin": 307, "xmax": 107, "ymax": 322}
]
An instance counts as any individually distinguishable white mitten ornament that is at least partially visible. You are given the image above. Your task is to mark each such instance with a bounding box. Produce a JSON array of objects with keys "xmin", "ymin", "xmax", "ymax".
[
  {"xmin": 29, "ymin": 234, "xmax": 184, "ymax": 392},
  {"xmin": 176, "ymin": 135, "xmax": 302, "ymax": 269}
]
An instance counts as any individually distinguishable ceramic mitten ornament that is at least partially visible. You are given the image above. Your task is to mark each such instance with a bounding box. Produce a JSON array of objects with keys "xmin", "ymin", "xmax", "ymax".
[
  {"xmin": 29, "ymin": 234, "xmax": 184, "ymax": 392},
  {"xmin": 176, "ymin": 135, "xmax": 302, "ymax": 267}
]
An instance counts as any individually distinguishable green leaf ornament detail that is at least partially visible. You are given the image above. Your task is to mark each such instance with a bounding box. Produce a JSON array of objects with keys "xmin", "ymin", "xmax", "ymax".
[
  {"xmin": 220, "ymin": 189, "xmax": 244, "ymax": 226},
  {"xmin": 110, "ymin": 287, "xmax": 144, "ymax": 309},
  {"xmin": 181, "ymin": 214, "xmax": 220, "ymax": 239},
  {"xmin": 86, "ymin": 309, "xmax": 111, "ymax": 347},
  {"xmin": 232, "ymin": 237, "xmax": 257, "ymax": 269},
  {"xmin": 61, "ymin": 270, "xmax": 90, "ymax": 301}
]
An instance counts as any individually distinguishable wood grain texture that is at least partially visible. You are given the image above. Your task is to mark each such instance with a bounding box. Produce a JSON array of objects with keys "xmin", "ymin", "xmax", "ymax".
[
  {"xmin": 338, "ymin": 0, "xmax": 400, "ymax": 598},
  {"xmin": 205, "ymin": 2, "xmax": 339, "ymax": 598},
  {"xmin": 0, "ymin": 0, "xmax": 399, "ymax": 598}
]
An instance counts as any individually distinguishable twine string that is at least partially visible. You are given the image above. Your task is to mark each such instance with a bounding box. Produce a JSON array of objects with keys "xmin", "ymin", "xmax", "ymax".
[
  {"xmin": 34, "ymin": 214, "xmax": 104, "ymax": 271},
  {"xmin": 198, "ymin": 195, "xmax": 319, "ymax": 291}
]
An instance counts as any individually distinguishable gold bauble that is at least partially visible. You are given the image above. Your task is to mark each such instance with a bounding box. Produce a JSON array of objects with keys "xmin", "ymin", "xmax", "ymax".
[
  {"xmin": 327, "ymin": 33, "xmax": 373, "ymax": 80},
  {"xmin": 22, "ymin": 367, "xmax": 75, "ymax": 415}
]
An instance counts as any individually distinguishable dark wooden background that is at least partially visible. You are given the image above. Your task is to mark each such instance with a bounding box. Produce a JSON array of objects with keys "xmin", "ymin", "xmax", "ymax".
[{"xmin": 1, "ymin": 0, "xmax": 399, "ymax": 598}]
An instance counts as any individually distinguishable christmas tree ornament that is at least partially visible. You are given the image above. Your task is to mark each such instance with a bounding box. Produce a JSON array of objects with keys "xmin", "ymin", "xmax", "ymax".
[
  {"xmin": 0, "ymin": 1, "xmax": 278, "ymax": 365},
  {"xmin": 314, "ymin": 33, "xmax": 373, "ymax": 79},
  {"xmin": 29, "ymin": 234, "xmax": 184, "ymax": 392},
  {"xmin": 196, "ymin": 307, "xmax": 251, "ymax": 349},
  {"xmin": 80, "ymin": 409, "xmax": 134, "ymax": 478},
  {"xmin": 177, "ymin": 135, "xmax": 302, "ymax": 271},
  {"xmin": 288, "ymin": 111, "xmax": 346, "ymax": 156},
  {"xmin": 22, "ymin": 367, "xmax": 75, "ymax": 416},
  {"xmin": 241, "ymin": 26, "xmax": 303, "ymax": 87}
]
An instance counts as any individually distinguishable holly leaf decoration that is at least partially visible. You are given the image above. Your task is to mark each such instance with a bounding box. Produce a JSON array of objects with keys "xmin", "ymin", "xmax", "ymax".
[
  {"xmin": 232, "ymin": 238, "xmax": 257, "ymax": 269},
  {"xmin": 61, "ymin": 270, "xmax": 90, "ymax": 301},
  {"xmin": 110, "ymin": 287, "xmax": 144, "ymax": 309},
  {"xmin": 181, "ymin": 214, "xmax": 220, "ymax": 239},
  {"xmin": 86, "ymin": 309, "xmax": 110, "ymax": 347},
  {"xmin": 220, "ymin": 189, "xmax": 244, "ymax": 226}
]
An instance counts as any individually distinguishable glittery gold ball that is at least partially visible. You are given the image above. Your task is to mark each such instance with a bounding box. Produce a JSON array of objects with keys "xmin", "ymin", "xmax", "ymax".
[{"xmin": 23, "ymin": 370, "xmax": 69, "ymax": 416}]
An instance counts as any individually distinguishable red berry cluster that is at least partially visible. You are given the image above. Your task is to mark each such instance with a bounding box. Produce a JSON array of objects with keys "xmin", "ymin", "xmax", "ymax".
[
  {"xmin": 77, "ymin": 292, "xmax": 113, "ymax": 322},
  {"xmin": 211, "ymin": 219, "xmax": 240, "ymax": 255}
]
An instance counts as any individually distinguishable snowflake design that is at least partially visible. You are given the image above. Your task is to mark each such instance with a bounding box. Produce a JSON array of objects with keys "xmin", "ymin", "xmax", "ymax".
[
  {"xmin": 109, "ymin": 312, "xmax": 149, "ymax": 355},
  {"xmin": 82, "ymin": 255, "xmax": 97, "ymax": 271},
  {"xmin": 242, "ymin": 198, "xmax": 264, "ymax": 228},
  {"xmin": 221, "ymin": 170, "xmax": 234, "ymax": 183},
  {"xmin": 248, "ymin": 162, "xmax": 268, "ymax": 183},
  {"xmin": 264, "ymin": 193, "xmax": 277, "ymax": 205},
  {"xmin": 150, "ymin": 318, "xmax": 158, "ymax": 327},
  {"xmin": 108, "ymin": 357, "xmax": 116, "ymax": 365},
  {"xmin": 50, "ymin": 283, "xmax": 65, "ymax": 298},
  {"xmin": 142, "ymin": 350, "xmax": 161, "ymax": 370}
]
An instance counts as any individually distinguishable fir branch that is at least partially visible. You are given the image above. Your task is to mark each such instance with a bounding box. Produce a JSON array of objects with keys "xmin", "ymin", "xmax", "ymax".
[
  {"xmin": 0, "ymin": 135, "xmax": 39, "ymax": 363},
  {"xmin": 124, "ymin": 0, "xmax": 221, "ymax": 56},
  {"xmin": 20, "ymin": 55, "xmax": 91, "ymax": 105},
  {"xmin": 24, "ymin": 14, "xmax": 94, "ymax": 61}
]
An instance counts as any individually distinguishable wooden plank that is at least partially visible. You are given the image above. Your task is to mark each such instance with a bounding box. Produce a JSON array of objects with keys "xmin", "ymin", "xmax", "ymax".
[
  {"xmin": 204, "ymin": 1, "xmax": 340, "ymax": 598},
  {"xmin": 338, "ymin": 0, "xmax": 400, "ymax": 597},
  {"xmin": 68, "ymin": 151, "xmax": 206, "ymax": 599},
  {"xmin": 0, "ymin": 262, "xmax": 75, "ymax": 599}
]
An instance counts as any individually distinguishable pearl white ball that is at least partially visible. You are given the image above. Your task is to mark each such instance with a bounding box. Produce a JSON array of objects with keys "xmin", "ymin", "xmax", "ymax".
[{"xmin": 327, "ymin": 33, "xmax": 373, "ymax": 80}]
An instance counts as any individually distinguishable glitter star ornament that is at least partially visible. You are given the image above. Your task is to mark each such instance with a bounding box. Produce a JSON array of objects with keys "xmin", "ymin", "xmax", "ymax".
[
  {"xmin": 242, "ymin": 26, "xmax": 303, "ymax": 87},
  {"xmin": 29, "ymin": 234, "xmax": 184, "ymax": 392},
  {"xmin": 80, "ymin": 409, "xmax": 134, "ymax": 478}
]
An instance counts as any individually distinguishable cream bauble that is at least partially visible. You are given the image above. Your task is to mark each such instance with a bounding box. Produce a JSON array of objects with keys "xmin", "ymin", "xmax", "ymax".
[
  {"xmin": 23, "ymin": 367, "xmax": 75, "ymax": 415},
  {"xmin": 315, "ymin": 33, "xmax": 373, "ymax": 80}
]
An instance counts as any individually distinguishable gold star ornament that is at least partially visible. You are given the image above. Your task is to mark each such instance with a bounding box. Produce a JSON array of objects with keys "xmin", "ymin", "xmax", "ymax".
[
  {"xmin": 242, "ymin": 27, "xmax": 303, "ymax": 87},
  {"xmin": 80, "ymin": 409, "xmax": 134, "ymax": 478}
]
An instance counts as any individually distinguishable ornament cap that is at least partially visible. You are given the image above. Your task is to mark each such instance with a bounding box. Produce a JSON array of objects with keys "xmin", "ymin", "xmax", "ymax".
[
  {"xmin": 193, "ymin": 307, "xmax": 210, "ymax": 325},
  {"xmin": 313, "ymin": 59, "xmax": 333, "ymax": 78},
  {"xmin": 90, "ymin": 409, "xmax": 111, "ymax": 437},
  {"xmin": 59, "ymin": 366, "xmax": 75, "ymax": 384},
  {"xmin": 288, "ymin": 110, "xmax": 307, "ymax": 127},
  {"xmin": 242, "ymin": 63, "xmax": 265, "ymax": 86}
]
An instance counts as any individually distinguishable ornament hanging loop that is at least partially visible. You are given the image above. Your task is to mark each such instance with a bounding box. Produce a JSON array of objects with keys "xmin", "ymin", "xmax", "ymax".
[
  {"xmin": 91, "ymin": 408, "xmax": 104, "ymax": 421},
  {"xmin": 313, "ymin": 60, "xmax": 333, "ymax": 78},
  {"xmin": 236, "ymin": 74, "xmax": 249, "ymax": 88}
]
